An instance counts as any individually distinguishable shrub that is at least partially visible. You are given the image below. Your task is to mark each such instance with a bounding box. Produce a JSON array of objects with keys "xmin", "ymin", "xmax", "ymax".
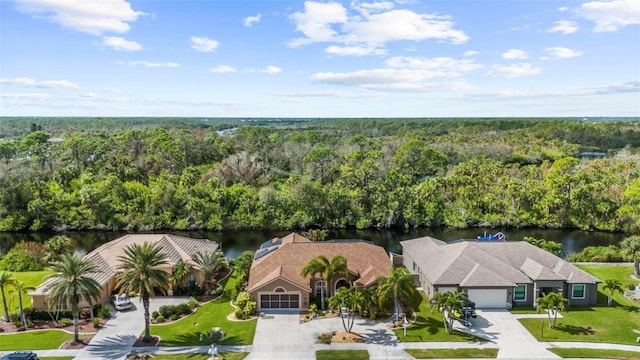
[
  {"xmin": 316, "ymin": 331, "xmax": 335, "ymax": 344},
  {"xmin": 169, "ymin": 314, "xmax": 178, "ymax": 321},
  {"xmin": 151, "ymin": 311, "xmax": 159, "ymax": 319},
  {"xmin": 177, "ymin": 303, "xmax": 192, "ymax": 315},
  {"xmin": 309, "ymin": 303, "xmax": 317, "ymax": 315},
  {"xmin": 58, "ymin": 318, "xmax": 72, "ymax": 327},
  {"xmin": 98, "ymin": 306, "xmax": 111, "ymax": 319},
  {"xmin": 243, "ymin": 301, "xmax": 257, "ymax": 317},
  {"xmin": 92, "ymin": 318, "xmax": 100, "ymax": 329},
  {"xmin": 159, "ymin": 305, "xmax": 176, "ymax": 318},
  {"xmin": 79, "ymin": 308, "xmax": 91, "ymax": 319},
  {"xmin": 155, "ymin": 315, "xmax": 165, "ymax": 323},
  {"xmin": 0, "ymin": 243, "xmax": 43, "ymax": 271},
  {"xmin": 235, "ymin": 291, "xmax": 250, "ymax": 309},
  {"xmin": 187, "ymin": 297, "xmax": 199, "ymax": 309},
  {"xmin": 235, "ymin": 309, "xmax": 248, "ymax": 320}
]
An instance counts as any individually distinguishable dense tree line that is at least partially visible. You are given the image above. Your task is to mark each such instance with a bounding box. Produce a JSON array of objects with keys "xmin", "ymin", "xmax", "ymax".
[{"xmin": 0, "ymin": 118, "xmax": 638, "ymax": 233}]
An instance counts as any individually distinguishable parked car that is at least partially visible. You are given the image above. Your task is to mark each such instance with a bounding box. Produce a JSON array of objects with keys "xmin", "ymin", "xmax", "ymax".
[
  {"xmin": 0, "ymin": 352, "xmax": 39, "ymax": 360},
  {"xmin": 111, "ymin": 294, "xmax": 132, "ymax": 310}
]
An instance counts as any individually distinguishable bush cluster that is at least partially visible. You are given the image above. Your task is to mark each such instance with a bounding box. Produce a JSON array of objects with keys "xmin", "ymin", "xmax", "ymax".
[{"xmin": 234, "ymin": 291, "xmax": 256, "ymax": 320}]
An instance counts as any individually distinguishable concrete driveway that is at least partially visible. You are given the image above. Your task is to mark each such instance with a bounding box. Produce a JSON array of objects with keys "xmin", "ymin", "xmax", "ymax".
[
  {"xmin": 75, "ymin": 296, "xmax": 190, "ymax": 360},
  {"xmin": 458, "ymin": 309, "xmax": 559, "ymax": 359}
]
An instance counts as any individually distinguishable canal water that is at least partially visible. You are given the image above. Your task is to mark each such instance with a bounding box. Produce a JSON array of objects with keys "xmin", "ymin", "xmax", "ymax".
[{"xmin": 0, "ymin": 228, "xmax": 626, "ymax": 260}]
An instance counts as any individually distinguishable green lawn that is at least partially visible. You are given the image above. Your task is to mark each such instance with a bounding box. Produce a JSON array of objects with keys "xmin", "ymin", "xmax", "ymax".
[
  {"xmin": 549, "ymin": 348, "xmax": 640, "ymax": 359},
  {"xmin": 0, "ymin": 330, "xmax": 75, "ymax": 350},
  {"xmin": 316, "ymin": 350, "xmax": 369, "ymax": 360},
  {"xmin": 150, "ymin": 271, "xmax": 257, "ymax": 346},
  {"xmin": 4, "ymin": 270, "xmax": 54, "ymax": 314},
  {"xmin": 131, "ymin": 352, "xmax": 249, "ymax": 360},
  {"xmin": 405, "ymin": 348, "xmax": 499, "ymax": 359},
  {"xmin": 519, "ymin": 265, "xmax": 640, "ymax": 345},
  {"xmin": 393, "ymin": 292, "xmax": 487, "ymax": 342}
]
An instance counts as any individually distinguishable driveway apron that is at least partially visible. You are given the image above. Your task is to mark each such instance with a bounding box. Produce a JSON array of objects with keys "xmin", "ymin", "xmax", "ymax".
[{"xmin": 247, "ymin": 313, "xmax": 312, "ymax": 360}]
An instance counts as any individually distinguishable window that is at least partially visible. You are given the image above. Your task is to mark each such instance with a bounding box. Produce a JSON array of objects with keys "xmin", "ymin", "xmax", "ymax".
[
  {"xmin": 412, "ymin": 262, "xmax": 417, "ymax": 271},
  {"xmin": 314, "ymin": 280, "xmax": 325, "ymax": 298},
  {"xmin": 572, "ymin": 284, "xmax": 585, "ymax": 299},
  {"xmin": 514, "ymin": 284, "xmax": 526, "ymax": 301},
  {"xmin": 275, "ymin": 287, "xmax": 285, "ymax": 293}
]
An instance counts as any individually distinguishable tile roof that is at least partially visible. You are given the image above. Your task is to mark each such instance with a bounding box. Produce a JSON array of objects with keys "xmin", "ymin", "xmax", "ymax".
[
  {"xmin": 248, "ymin": 233, "xmax": 391, "ymax": 293},
  {"xmin": 401, "ymin": 238, "xmax": 600, "ymax": 287},
  {"xmin": 30, "ymin": 234, "xmax": 219, "ymax": 296}
]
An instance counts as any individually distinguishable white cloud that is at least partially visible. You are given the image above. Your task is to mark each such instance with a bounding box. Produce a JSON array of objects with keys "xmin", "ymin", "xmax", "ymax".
[
  {"xmin": 578, "ymin": 0, "xmax": 640, "ymax": 32},
  {"xmin": 386, "ymin": 56, "xmax": 483, "ymax": 74},
  {"xmin": 463, "ymin": 50, "xmax": 479, "ymax": 57},
  {"xmin": 558, "ymin": 6, "xmax": 570, "ymax": 11},
  {"xmin": 486, "ymin": 63, "xmax": 542, "ymax": 78},
  {"xmin": 463, "ymin": 80, "xmax": 639, "ymax": 100},
  {"xmin": 548, "ymin": 20, "xmax": 579, "ymax": 34},
  {"xmin": 288, "ymin": 1, "xmax": 468, "ymax": 53},
  {"xmin": 326, "ymin": 45, "xmax": 386, "ymax": 56},
  {"xmin": 210, "ymin": 65, "xmax": 237, "ymax": 73},
  {"xmin": 13, "ymin": 0, "xmax": 144, "ymax": 35},
  {"xmin": 244, "ymin": 13, "xmax": 261, "ymax": 27},
  {"xmin": 190, "ymin": 36, "xmax": 220, "ymax": 52},
  {"xmin": 502, "ymin": 49, "xmax": 529, "ymax": 60},
  {"xmin": 545, "ymin": 47, "xmax": 584, "ymax": 58},
  {"xmin": 312, "ymin": 68, "xmax": 472, "ymax": 91},
  {"xmin": 272, "ymin": 90, "xmax": 382, "ymax": 98},
  {"xmin": 1, "ymin": 77, "xmax": 81, "ymax": 89},
  {"xmin": 261, "ymin": 66, "xmax": 282, "ymax": 74},
  {"xmin": 118, "ymin": 61, "xmax": 179, "ymax": 68},
  {"xmin": 99, "ymin": 36, "xmax": 143, "ymax": 51}
]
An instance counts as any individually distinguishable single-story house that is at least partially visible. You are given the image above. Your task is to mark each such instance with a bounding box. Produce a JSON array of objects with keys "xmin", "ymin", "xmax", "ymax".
[
  {"xmin": 401, "ymin": 237, "xmax": 601, "ymax": 308},
  {"xmin": 247, "ymin": 233, "xmax": 392, "ymax": 312},
  {"xmin": 30, "ymin": 234, "xmax": 220, "ymax": 310}
]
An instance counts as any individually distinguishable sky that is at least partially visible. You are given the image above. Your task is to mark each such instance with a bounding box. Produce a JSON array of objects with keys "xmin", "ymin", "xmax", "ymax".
[{"xmin": 0, "ymin": 0, "xmax": 639, "ymax": 118}]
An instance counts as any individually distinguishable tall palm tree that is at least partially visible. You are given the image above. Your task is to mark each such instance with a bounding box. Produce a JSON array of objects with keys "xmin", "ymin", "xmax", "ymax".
[
  {"xmin": 536, "ymin": 292, "xmax": 568, "ymax": 329},
  {"xmin": 621, "ymin": 235, "xmax": 640, "ymax": 275},
  {"xmin": 429, "ymin": 290, "xmax": 468, "ymax": 333},
  {"xmin": 116, "ymin": 242, "xmax": 170, "ymax": 343},
  {"xmin": 602, "ymin": 278, "xmax": 624, "ymax": 307},
  {"xmin": 192, "ymin": 251, "xmax": 225, "ymax": 293},
  {"xmin": 44, "ymin": 254, "xmax": 101, "ymax": 343},
  {"xmin": 376, "ymin": 268, "xmax": 417, "ymax": 322},
  {"xmin": 0, "ymin": 271, "xmax": 16, "ymax": 322},
  {"xmin": 10, "ymin": 280, "xmax": 35, "ymax": 330},
  {"xmin": 301, "ymin": 254, "xmax": 348, "ymax": 310},
  {"xmin": 171, "ymin": 259, "xmax": 194, "ymax": 293}
]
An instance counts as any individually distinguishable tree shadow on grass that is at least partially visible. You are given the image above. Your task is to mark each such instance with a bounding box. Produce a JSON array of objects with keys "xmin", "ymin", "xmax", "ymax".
[
  {"xmin": 159, "ymin": 331, "xmax": 246, "ymax": 347},
  {"xmin": 412, "ymin": 315, "xmax": 442, "ymax": 336},
  {"xmin": 554, "ymin": 324, "xmax": 596, "ymax": 336}
]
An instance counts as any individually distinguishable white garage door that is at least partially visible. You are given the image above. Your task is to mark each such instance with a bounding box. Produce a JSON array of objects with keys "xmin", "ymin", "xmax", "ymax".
[{"xmin": 467, "ymin": 289, "xmax": 508, "ymax": 308}]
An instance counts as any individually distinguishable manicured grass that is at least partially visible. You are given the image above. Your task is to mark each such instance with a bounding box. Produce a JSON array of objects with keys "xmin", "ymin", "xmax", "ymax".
[
  {"xmin": 393, "ymin": 292, "xmax": 486, "ymax": 342},
  {"xmin": 405, "ymin": 348, "xmax": 499, "ymax": 358},
  {"xmin": 316, "ymin": 349, "xmax": 369, "ymax": 360},
  {"xmin": 133, "ymin": 352, "xmax": 249, "ymax": 360},
  {"xmin": 549, "ymin": 348, "xmax": 640, "ymax": 359},
  {"xmin": 0, "ymin": 330, "xmax": 74, "ymax": 350},
  {"xmin": 519, "ymin": 265, "xmax": 640, "ymax": 345},
  {"xmin": 150, "ymin": 271, "xmax": 257, "ymax": 346},
  {"xmin": 5, "ymin": 270, "xmax": 54, "ymax": 314}
]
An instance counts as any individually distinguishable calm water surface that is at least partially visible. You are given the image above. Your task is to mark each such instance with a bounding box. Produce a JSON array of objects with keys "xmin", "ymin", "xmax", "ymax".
[{"xmin": 0, "ymin": 228, "xmax": 626, "ymax": 259}]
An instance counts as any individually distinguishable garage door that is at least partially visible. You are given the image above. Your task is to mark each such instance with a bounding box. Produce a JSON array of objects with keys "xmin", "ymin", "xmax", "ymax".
[
  {"xmin": 467, "ymin": 289, "xmax": 508, "ymax": 308},
  {"xmin": 259, "ymin": 293, "xmax": 300, "ymax": 310}
]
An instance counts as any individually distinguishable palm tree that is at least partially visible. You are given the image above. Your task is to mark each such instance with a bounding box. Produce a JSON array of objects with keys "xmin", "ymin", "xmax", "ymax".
[
  {"xmin": 301, "ymin": 255, "xmax": 348, "ymax": 310},
  {"xmin": 430, "ymin": 290, "xmax": 468, "ymax": 333},
  {"xmin": 44, "ymin": 254, "xmax": 101, "ymax": 343},
  {"xmin": 43, "ymin": 235, "xmax": 72, "ymax": 265},
  {"xmin": 331, "ymin": 287, "xmax": 358, "ymax": 334},
  {"xmin": 536, "ymin": 292, "xmax": 568, "ymax": 329},
  {"xmin": 602, "ymin": 278, "xmax": 624, "ymax": 307},
  {"xmin": 117, "ymin": 242, "xmax": 169, "ymax": 343},
  {"xmin": 10, "ymin": 280, "xmax": 35, "ymax": 330},
  {"xmin": 358, "ymin": 286, "xmax": 377, "ymax": 317},
  {"xmin": 621, "ymin": 235, "xmax": 640, "ymax": 275},
  {"xmin": 171, "ymin": 260, "xmax": 194, "ymax": 294},
  {"xmin": 376, "ymin": 268, "xmax": 417, "ymax": 322},
  {"xmin": 0, "ymin": 271, "xmax": 16, "ymax": 322},
  {"xmin": 192, "ymin": 251, "xmax": 225, "ymax": 294}
]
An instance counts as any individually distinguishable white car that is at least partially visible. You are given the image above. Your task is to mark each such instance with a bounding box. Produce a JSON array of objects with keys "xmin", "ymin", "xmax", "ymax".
[{"xmin": 111, "ymin": 294, "xmax": 132, "ymax": 311}]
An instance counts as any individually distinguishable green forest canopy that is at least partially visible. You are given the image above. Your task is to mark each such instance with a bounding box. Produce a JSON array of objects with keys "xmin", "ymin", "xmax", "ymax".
[{"xmin": 0, "ymin": 117, "xmax": 638, "ymax": 233}]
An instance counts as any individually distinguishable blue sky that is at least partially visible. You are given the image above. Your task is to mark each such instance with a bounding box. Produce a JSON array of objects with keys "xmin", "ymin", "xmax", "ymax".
[{"xmin": 1, "ymin": 0, "xmax": 639, "ymax": 117}]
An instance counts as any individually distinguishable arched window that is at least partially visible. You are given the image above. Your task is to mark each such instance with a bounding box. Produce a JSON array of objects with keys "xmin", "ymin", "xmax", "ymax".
[
  {"xmin": 275, "ymin": 287, "xmax": 285, "ymax": 293},
  {"xmin": 335, "ymin": 278, "xmax": 350, "ymax": 293},
  {"xmin": 314, "ymin": 280, "xmax": 326, "ymax": 298}
]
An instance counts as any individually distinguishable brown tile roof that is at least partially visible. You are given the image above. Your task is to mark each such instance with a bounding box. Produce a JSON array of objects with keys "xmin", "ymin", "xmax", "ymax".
[
  {"xmin": 401, "ymin": 238, "xmax": 600, "ymax": 287},
  {"xmin": 248, "ymin": 233, "xmax": 391, "ymax": 293},
  {"xmin": 30, "ymin": 234, "xmax": 219, "ymax": 295}
]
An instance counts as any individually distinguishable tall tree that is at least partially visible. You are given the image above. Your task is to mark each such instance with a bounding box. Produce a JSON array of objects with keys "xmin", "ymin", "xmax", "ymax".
[
  {"xmin": 303, "ymin": 147, "xmax": 338, "ymax": 184},
  {"xmin": 376, "ymin": 268, "xmax": 417, "ymax": 322},
  {"xmin": 116, "ymin": 242, "xmax": 170, "ymax": 343},
  {"xmin": 171, "ymin": 259, "xmax": 194, "ymax": 292},
  {"xmin": 0, "ymin": 271, "xmax": 15, "ymax": 322},
  {"xmin": 392, "ymin": 139, "xmax": 448, "ymax": 179},
  {"xmin": 620, "ymin": 235, "xmax": 640, "ymax": 275},
  {"xmin": 116, "ymin": 242, "xmax": 169, "ymax": 342},
  {"xmin": 42, "ymin": 235, "xmax": 73, "ymax": 265},
  {"xmin": 192, "ymin": 251, "xmax": 226, "ymax": 294},
  {"xmin": 301, "ymin": 255, "xmax": 348, "ymax": 310},
  {"xmin": 10, "ymin": 280, "xmax": 35, "ymax": 330},
  {"xmin": 44, "ymin": 254, "xmax": 101, "ymax": 343},
  {"xmin": 430, "ymin": 290, "xmax": 468, "ymax": 333},
  {"xmin": 536, "ymin": 292, "xmax": 568, "ymax": 329},
  {"xmin": 602, "ymin": 278, "xmax": 624, "ymax": 307}
]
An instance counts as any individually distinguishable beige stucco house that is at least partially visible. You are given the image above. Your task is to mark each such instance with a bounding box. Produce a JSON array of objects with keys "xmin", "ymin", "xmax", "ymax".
[
  {"xmin": 401, "ymin": 237, "xmax": 601, "ymax": 309},
  {"xmin": 247, "ymin": 233, "xmax": 392, "ymax": 312},
  {"xmin": 30, "ymin": 234, "xmax": 220, "ymax": 310}
]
